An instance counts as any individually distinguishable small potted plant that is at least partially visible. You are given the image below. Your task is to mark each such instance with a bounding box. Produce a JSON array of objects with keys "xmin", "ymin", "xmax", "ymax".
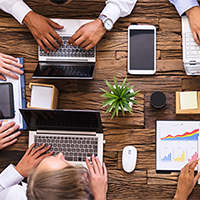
[{"xmin": 100, "ymin": 76, "xmax": 140, "ymax": 118}]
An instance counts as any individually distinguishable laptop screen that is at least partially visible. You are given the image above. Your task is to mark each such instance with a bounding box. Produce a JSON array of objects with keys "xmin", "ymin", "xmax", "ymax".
[
  {"xmin": 33, "ymin": 62, "xmax": 95, "ymax": 79},
  {"xmin": 19, "ymin": 109, "xmax": 103, "ymax": 133}
]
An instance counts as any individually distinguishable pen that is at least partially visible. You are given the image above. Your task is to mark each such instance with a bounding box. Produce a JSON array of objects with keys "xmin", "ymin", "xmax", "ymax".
[{"xmin": 198, "ymin": 135, "xmax": 200, "ymax": 184}]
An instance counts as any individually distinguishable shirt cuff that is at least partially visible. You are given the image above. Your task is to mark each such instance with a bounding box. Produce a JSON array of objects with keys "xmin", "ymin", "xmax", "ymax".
[
  {"xmin": 10, "ymin": 1, "xmax": 32, "ymax": 24},
  {"xmin": 0, "ymin": 164, "xmax": 24, "ymax": 191},
  {"xmin": 171, "ymin": 0, "xmax": 199, "ymax": 16},
  {"xmin": 100, "ymin": 3, "xmax": 121, "ymax": 24}
]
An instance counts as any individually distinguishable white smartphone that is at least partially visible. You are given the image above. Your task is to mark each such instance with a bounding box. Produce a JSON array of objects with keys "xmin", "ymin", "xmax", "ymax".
[{"xmin": 128, "ymin": 25, "xmax": 156, "ymax": 75}]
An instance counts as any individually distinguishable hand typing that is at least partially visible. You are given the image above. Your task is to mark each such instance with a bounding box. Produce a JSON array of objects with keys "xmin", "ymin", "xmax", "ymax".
[
  {"xmin": 23, "ymin": 11, "xmax": 64, "ymax": 53},
  {"xmin": 67, "ymin": 19, "xmax": 106, "ymax": 51},
  {"xmin": 15, "ymin": 143, "xmax": 53, "ymax": 177},
  {"xmin": 186, "ymin": 6, "xmax": 200, "ymax": 45},
  {"xmin": 86, "ymin": 155, "xmax": 107, "ymax": 200}
]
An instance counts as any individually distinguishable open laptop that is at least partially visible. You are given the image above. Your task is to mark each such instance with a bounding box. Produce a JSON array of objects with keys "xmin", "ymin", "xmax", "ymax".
[
  {"xmin": 182, "ymin": 15, "xmax": 200, "ymax": 75},
  {"xmin": 19, "ymin": 108, "xmax": 104, "ymax": 167},
  {"xmin": 33, "ymin": 19, "xmax": 96, "ymax": 79}
]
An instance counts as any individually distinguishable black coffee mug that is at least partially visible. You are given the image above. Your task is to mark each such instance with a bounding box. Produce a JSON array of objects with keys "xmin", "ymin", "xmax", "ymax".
[{"xmin": 150, "ymin": 91, "xmax": 166, "ymax": 108}]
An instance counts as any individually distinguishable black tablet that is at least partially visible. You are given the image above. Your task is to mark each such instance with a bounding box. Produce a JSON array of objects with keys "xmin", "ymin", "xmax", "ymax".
[{"xmin": 0, "ymin": 82, "xmax": 14, "ymax": 119}]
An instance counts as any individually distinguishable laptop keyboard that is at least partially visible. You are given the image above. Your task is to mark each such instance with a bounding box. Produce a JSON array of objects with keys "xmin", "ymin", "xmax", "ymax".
[
  {"xmin": 185, "ymin": 66, "xmax": 200, "ymax": 74},
  {"xmin": 39, "ymin": 36, "xmax": 95, "ymax": 58},
  {"xmin": 34, "ymin": 134, "xmax": 98, "ymax": 162},
  {"xmin": 185, "ymin": 33, "xmax": 200, "ymax": 59}
]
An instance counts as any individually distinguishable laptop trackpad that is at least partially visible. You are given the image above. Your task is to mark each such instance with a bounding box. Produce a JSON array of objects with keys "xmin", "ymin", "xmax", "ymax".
[{"xmin": 58, "ymin": 19, "xmax": 80, "ymax": 35}]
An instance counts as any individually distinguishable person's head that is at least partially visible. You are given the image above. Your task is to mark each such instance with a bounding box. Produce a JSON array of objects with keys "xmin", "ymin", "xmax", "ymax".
[
  {"xmin": 26, "ymin": 153, "xmax": 93, "ymax": 200},
  {"xmin": 47, "ymin": 0, "xmax": 72, "ymax": 5}
]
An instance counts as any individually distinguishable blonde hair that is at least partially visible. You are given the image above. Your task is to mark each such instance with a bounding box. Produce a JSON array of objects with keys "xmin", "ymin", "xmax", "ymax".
[{"xmin": 26, "ymin": 165, "xmax": 93, "ymax": 200}]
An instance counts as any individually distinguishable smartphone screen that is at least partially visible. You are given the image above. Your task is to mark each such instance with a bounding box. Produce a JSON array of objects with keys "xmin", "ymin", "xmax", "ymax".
[
  {"xmin": 128, "ymin": 25, "xmax": 156, "ymax": 74},
  {"xmin": 0, "ymin": 83, "xmax": 14, "ymax": 119}
]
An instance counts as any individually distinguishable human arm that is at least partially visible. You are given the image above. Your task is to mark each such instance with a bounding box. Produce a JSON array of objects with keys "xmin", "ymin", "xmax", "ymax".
[
  {"xmin": 174, "ymin": 159, "xmax": 200, "ymax": 200},
  {"xmin": 185, "ymin": 6, "xmax": 200, "ymax": 45},
  {"xmin": 23, "ymin": 11, "xmax": 64, "ymax": 53},
  {"xmin": 86, "ymin": 155, "xmax": 107, "ymax": 200},
  {"xmin": 67, "ymin": 0, "xmax": 137, "ymax": 50},
  {"xmin": 0, "ymin": 53, "xmax": 23, "ymax": 80},
  {"xmin": 0, "ymin": 121, "xmax": 21, "ymax": 150},
  {"xmin": 15, "ymin": 143, "xmax": 53, "ymax": 177},
  {"xmin": 0, "ymin": 0, "xmax": 32, "ymax": 24},
  {"xmin": 0, "ymin": 0, "xmax": 64, "ymax": 53},
  {"xmin": 0, "ymin": 143, "xmax": 52, "ymax": 197},
  {"xmin": 168, "ymin": 0, "xmax": 200, "ymax": 44}
]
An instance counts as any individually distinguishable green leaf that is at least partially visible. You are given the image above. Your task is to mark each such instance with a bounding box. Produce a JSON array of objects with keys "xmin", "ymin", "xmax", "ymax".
[
  {"xmin": 113, "ymin": 76, "xmax": 121, "ymax": 95},
  {"xmin": 124, "ymin": 85, "xmax": 134, "ymax": 95},
  {"xmin": 125, "ymin": 92, "xmax": 138, "ymax": 98},
  {"xmin": 111, "ymin": 105, "xmax": 117, "ymax": 118},
  {"xmin": 100, "ymin": 88, "xmax": 111, "ymax": 94},
  {"xmin": 123, "ymin": 101, "xmax": 133, "ymax": 115},
  {"xmin": 102, "ymin": 93, "xmax": 118, "ymax": 98},
  {"xmin": 105, "ymin": 80, "xmax": 119, "ymax": 96},
  {"xmin": 112, "ymin": 102, "xmax": 120, "ymax": 118},
  {"xmin": 102, "ymin": 98, "xmax": 117, "ymax": 107},
  {"xmin": 121, "ymin": 77, "xmax": 127, "ymax": 89},
  {"xmin": 122, "ymin": 83, "xmax": 130, "ymax": 95},
  {"xmin": 128, "ymin": 99, "xmax": 140, "ymax": 104},
  {"xmin": 119, "ymin": 101, "xmax": 125, "ymax": 116},
  {"xmin": 107, "ymin": 101, "xmax": 118, "ymax": 113}
]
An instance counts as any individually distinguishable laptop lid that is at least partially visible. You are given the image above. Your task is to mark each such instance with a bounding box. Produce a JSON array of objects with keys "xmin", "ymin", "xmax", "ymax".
[
  {"xmin": 32, "ymin": 61, "xmax": 95, "ymax": 79},
  {"xmin": 19, "ymin": 108, "xmax": 103, "ymax": 133}
]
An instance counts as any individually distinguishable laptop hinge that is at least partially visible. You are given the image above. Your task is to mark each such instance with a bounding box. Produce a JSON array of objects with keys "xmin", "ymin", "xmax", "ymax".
[
  {"xmin": 189, "ymin": 60, "xmax": 196, "ymax": 65},
  {"xmin": 46, "ymin": 58, "xmax": 89, "ymax": 62},
  {"xmin": 37, "ymin": 130, "xmax": 96, "ymax": 136}
]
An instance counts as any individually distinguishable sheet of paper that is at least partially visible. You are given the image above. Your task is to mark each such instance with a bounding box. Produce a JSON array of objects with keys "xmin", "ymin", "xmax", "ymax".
[
  {"xmin": 31, "ymin": 86, "xmax": 52, "ymax": 109},
  {"xmin": 180, "ymin": 91, "xmax": 198, "ymax": 110},
  {"xmin": 156, "ymin": 121, "xmax": 200, "ymax": 172}
]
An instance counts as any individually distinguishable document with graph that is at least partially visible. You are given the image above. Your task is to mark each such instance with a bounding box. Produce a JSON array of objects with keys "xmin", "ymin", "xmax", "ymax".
[{"xmin": 156, "ymin": 120, "xmax": 199, "ymax": 173}]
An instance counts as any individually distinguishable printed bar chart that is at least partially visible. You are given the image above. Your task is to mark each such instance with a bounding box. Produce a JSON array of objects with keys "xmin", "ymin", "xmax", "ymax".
[
  {"xmin": 161, "ymin": 153, "xmax": 171, "ymax": 162},
  {"xmin": 174, "ymin": 151, "xmax": 185, "ymax": 162},
  {"xmin": 188, "ymin": 152, "xmax": 198, "ymax": 162}
]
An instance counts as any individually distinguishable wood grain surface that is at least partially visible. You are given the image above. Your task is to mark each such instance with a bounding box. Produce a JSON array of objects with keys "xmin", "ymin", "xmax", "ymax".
[{"xmin": 1, "ymin": 0, "xmax": 200, "ymax": 199}]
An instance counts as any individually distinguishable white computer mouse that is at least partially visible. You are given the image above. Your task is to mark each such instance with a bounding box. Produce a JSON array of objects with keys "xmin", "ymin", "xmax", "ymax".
[{"xmin": 122, "ymin": 146, "xmax": 137, "ymax": 173}]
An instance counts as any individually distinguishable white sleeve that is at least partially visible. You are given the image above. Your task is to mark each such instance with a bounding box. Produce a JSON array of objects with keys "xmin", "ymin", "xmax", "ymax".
[
  {"xmin": 0, "ymin": 184, "xmax": 27, "ymax": 200},
  {"xmin": 0, "ymin": 164, "xmax": 24, "ymax": 192},
  {"xmin": 169, "ymin": 0, "xmax": 199, "ymax": 16},
  {"xmin": 100, "ymin": 0, "xmax": 137, "ymax": 24},
  {"xmin": 0, "ymin": 0, "xmax": 32, "ymax": 24}
]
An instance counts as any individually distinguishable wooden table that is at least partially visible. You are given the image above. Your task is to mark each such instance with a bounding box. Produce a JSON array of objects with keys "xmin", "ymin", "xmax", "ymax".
[{"xmin": 1, "ymin": 0, "xmax": 200, "ymax": 199}]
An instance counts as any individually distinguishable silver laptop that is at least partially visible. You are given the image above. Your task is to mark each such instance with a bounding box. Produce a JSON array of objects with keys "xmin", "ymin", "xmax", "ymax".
[
  {"xmin": 19, "ymin": 108, "xmax": 104, "ymax": 168},
  {"xmin": 33, "ymin": 19, "xmax": 96, "ymax": 79},
  {"xmin": 182, "ymin": 15, "xmax": 200, "ymax": 75}
]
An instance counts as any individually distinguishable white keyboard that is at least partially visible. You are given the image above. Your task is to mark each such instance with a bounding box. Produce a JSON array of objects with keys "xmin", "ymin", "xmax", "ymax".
[
  {"xmin": 186, "ymin": 66, "xmax": 200, "ymax": 74},
  {"xmin": 185, "ymin": 33, "xmax": 200, "ymax": 59}
]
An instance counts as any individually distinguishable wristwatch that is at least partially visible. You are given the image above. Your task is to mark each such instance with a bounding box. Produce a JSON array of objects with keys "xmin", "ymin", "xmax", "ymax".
[{"xmin": 98, "ymin": 15, "xmax": 113, "ymax": 31}]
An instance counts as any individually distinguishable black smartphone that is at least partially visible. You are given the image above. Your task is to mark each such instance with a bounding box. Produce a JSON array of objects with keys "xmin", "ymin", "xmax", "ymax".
[{"xmin": 0, "ymin": 83, "xmax": 14, "ymax": 119}]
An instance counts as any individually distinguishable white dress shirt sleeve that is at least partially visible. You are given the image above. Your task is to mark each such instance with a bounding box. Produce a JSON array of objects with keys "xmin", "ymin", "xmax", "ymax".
[
  {"xmin": 169, "ymin": 0, "xmax": 199, "ymax": 16},
  {"xmin": 100, "ymin": 0, "xmax": 137, "ymax": 24},
  {"xmin": 0, "ymin": 0, "xmax": 32, "ymax": 24},
  {"xmin": 0, "ymin": 164, "xmax": 24, "ymax": 192}
]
